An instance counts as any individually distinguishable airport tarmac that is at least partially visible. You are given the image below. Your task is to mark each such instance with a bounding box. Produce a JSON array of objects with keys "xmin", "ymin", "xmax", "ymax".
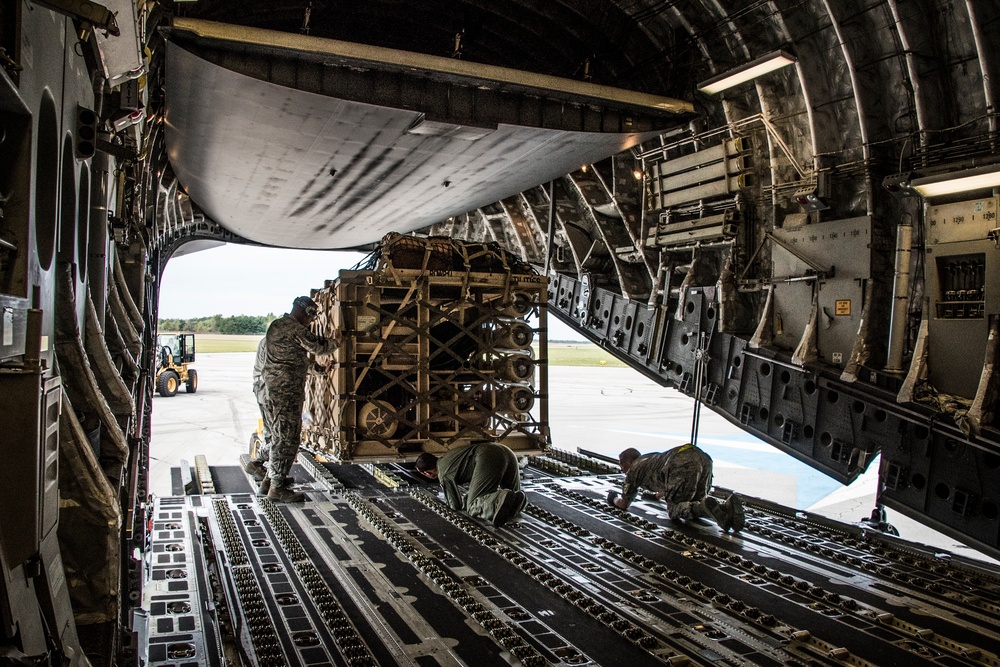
[{"xmin": 150, "ymin": 350, "xmax": 996, "ymax": 564}]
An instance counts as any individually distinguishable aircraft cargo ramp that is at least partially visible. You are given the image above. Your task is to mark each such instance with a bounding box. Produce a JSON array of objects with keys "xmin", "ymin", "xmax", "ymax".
[{"xmin": 142, "ymin": 452, "xmax": 1000, "ymax": 667}]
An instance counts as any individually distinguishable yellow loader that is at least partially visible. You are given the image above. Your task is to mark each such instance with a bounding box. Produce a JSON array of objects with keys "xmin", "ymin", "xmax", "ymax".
[{"xmin": 155, "ymin": 333, "xmax": 199, "ymax": 397}]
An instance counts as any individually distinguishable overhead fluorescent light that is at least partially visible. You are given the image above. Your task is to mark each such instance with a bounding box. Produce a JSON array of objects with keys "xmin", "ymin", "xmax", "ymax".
[
  {"xmin": 910, "ymin": 164, "xmax": 1000, "ymax": 197},
  {"xmin": 697, "ymin": 50, "xmax": 797, "ymax": 95}
]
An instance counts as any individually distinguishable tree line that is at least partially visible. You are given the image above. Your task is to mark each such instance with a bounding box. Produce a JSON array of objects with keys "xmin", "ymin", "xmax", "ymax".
[
  {"xmin": 157, "ymin": 314, "xmax": 278, "ymax": 335},
  {"xmin": 159, "ymin": 314, "xmax": 589, "ymax": 342}
]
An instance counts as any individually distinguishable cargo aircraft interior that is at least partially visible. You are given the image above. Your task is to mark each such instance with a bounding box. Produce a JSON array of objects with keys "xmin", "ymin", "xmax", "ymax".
[{"xmin": 2, "ymin": 1, "xmax": 1000, "ymax": 665}]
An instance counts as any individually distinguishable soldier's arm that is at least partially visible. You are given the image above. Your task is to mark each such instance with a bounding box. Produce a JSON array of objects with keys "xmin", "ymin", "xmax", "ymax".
[
  {"xmin": 616, "ymin": 469, "xmax": 640, "ymax": 509},
  {"xmin": 441, "ymin": 477, "xmax": 463, "ymax": 510},
  {"xmin": 296, "ymin": 326, "xmax": 340, "ymax": 356},
  {"xmin": 616, "ymin": 480, "xmax": 639, "ymax": 509}
]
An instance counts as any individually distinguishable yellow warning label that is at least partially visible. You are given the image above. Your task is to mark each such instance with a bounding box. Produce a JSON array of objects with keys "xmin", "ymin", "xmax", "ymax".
[{"xmin": 835, "ymin": 300, "xmax": 851, "ymax": 316}]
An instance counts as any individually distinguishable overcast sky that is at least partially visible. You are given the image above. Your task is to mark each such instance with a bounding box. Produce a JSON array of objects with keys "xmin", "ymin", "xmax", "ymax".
[{"xmin": 158, "ymin": 243, "xmax": 586, "ymax": 340}]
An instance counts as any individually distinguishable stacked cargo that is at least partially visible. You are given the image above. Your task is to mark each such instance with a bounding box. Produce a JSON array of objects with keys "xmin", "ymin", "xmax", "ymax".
[{"xmin": 303, "ymin": 233, "xmax": 549, "ymax": 462}]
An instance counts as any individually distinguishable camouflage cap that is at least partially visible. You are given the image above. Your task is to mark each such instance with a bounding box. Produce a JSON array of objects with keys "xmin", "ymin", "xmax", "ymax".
[{"xmin": 292, "ymin": 295, "xmax": 319, "ymax": 317}]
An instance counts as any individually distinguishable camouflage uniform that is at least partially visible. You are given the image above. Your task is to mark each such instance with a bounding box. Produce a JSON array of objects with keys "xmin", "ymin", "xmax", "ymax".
[
  {"xmin": 437, "ymin": 442, "xmax": 521, "ymax": 520},
  {"xmin": 249, "ymin": 337, "xmax": 272, "ymax": 465},
  {"xmin": 263, "ymin": 314, "xmax": 337, "ymax": 485},
  {"xmin": 621, "ymin": 444, "xmax": 713, "ymax": 520}
]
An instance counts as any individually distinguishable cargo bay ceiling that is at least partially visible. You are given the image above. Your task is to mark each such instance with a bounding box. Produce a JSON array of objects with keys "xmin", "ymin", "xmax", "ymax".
[{"xmin": 159, "ymin": 0, "xmax": 1000, "ymax": 257}]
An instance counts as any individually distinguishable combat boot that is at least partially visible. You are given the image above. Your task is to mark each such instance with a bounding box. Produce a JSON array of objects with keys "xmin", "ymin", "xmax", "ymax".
[
  {"xmin": 514, "ymin": 490, "xmax": 528, "ymax": 516},
  {"xmin": 268, "ymin": 481, "xmax": 305, "ymax": 503},
  {"xmin": 244, "ymin": 459, "xmax": 267, "ymax": 481},
  {"xmin": 702, "ymin": 496, "xmax": 733, "ymax": 531},
  {"xmin": 725, "ymin": 494, "xmax": 746, "ymax": 533},
  {"xmin": 258, "ymin": 476, "xmax": 295, "ymax": 495},
  {"xmin": 492, "ymin": 489, "xmax": 522, "ymax": 527}
]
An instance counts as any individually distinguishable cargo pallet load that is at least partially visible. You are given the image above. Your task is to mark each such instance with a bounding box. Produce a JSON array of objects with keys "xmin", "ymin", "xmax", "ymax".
[{"xmin": 303, "ymin": 233, "xmax": 549, "ymax": 462}]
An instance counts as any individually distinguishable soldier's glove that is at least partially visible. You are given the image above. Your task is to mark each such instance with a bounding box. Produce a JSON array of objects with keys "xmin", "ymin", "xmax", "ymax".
[{"xmin": 606, "ymin": 490, "xmax": 620, "ymax": 508}]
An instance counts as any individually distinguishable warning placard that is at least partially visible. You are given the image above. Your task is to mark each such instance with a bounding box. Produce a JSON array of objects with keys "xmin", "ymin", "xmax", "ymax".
[{"xmin": 835, "ymin": 300, "xmax": 851, "ymax": 316}]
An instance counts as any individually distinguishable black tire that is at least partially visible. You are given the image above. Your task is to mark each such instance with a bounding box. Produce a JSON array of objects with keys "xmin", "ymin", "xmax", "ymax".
[
  {"xmin": 185, "ymin": 369, "xmax": 198, "ymax": 393},
  {"xmin": 157, "ymin": 370, "xmax": 179, "ymax": 397}
]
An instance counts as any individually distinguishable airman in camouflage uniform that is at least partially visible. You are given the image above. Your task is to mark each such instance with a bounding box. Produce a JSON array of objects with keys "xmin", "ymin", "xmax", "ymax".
[
  {"xmin": 262, "ymin": 296, "xmax": 339, "ymax": 502},
  {"xmin": 415, "ymin": 442, "xmax": 527, "ymax": 527},
  {"xmin": 608, "ymin": 444, "xmax": 745, "ymax": 532}
]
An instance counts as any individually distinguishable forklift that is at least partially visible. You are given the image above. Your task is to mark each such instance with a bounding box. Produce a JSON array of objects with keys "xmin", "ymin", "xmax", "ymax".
[{"xmin": 155, "ymin": 333, "xmax": 199, "ymax": 397}]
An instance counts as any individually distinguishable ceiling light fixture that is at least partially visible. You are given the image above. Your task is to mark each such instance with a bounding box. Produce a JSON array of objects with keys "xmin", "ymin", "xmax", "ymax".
[
  {"xmin": 881, "ymin": 172, "xmax": 917, "ymax": 199},
  {"xmin": 697, "ymin": 50, "xmax": 797, "ymax": 95},
  {"xmin": 909, "ymin": 164, "xmax": 1000, "ymax": 197},
  {"xmin": 792, "ymin": 187, "xmax": 828, "ymax": 212}
]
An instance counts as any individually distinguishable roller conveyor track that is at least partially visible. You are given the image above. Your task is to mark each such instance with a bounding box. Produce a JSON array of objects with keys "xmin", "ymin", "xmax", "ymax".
[
  {"xmin": 142, "ymin": 461, "xmax": 1000, "ymax": 667},
  {"xmin": 531, "ymin": 480, "xmax": 1000, "ymax": 666}
]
